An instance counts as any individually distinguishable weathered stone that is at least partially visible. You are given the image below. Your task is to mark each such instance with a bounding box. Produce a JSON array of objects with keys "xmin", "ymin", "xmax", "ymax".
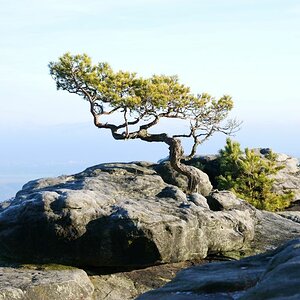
[
  {"xmin": 152, "ymin": 161, "xmax": 213, "ymax": 196},
  {"xmin": 185, "ymin": 155, "xmax": 220, "ymax": 187},
  {"xmin": 277, "ymin": 211, "xmax": 300, "ymax": 224},
  {"xmin": 0, "ymin": 162, "xmax": 300, "ymax": 268},
  {"xmin": 250, "ymin": 210, "xmax": 300, "ymax": 254},
  {"xmin": 90, "ymin": 260, "xmax": 205, "ymax": 300},
  {"xmin": 208, "ymin": 191, "xmax": 300, "ymax": 255},
  {"xmin": 271, "ymin": 154, "xmax": 300, "ymax": 201},
  {"xmin": 91, "ymin": 273, "xmax": 148, "ymax": 300},
  {"xmin": 187, "ymin": 193, "xmax": 210, "ymax": 209},
  {"xmin": 251, "ymin": 150, "xmax": 300, "ymax": 201},
  {"xmin": 207, "ymin": 190, "xmax": 248, "ymax": 210},
  {"xmin": 0, "ymin": 266, "xmax": 94, "ymax": 300},
  {"xmin": 137, "ymin": 238, "xmax": 300, "ymax": 300},
  {"xmin": 0, "ymin": 163, "xmax": 254, "ymax": 267}
]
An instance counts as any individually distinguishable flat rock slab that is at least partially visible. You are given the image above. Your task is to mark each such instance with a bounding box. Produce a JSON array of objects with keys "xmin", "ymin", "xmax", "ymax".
[
  {"xmin": 90, "ymin": 260, "xmax": 207, "ymax": 300},
  {"xmin": 137, "ymin": 238, "xmax": 300, "ymax": 300},
  {"xmin": 0, "ymin": 267, "xmax": 94, "ymax": 300},
  {"xmin": 0, "ymin": 260, "xmax": 209, "ymax": 300}
]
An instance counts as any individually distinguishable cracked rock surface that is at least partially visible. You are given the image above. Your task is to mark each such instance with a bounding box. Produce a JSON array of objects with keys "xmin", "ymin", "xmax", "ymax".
[
  {"xmin": 1, "ymin": 162, "xmax": 300, "ymax": 267},
  {"xmin": 1, "ymin": 161, "xmax": 300, "ymax": 299},
  {"xmin": 0, "ymin": 162, "xmax": 257, "ymax": 267},
  {"xmin": 0, "ymin": 266, "xmax": 94, "ymax": 300},
  {"xmin": 137, "ymin": 238, "xmax": 300, "ymax": 300}
]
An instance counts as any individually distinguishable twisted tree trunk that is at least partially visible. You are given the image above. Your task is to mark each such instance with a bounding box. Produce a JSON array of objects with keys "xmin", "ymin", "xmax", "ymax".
[
  {"xmin": 167, "ymin": 138, "xmax": 210, "ymax": 193},
  {"xmin": 134, "ymin": 130, "xmax": 210, "ymax": 194}
]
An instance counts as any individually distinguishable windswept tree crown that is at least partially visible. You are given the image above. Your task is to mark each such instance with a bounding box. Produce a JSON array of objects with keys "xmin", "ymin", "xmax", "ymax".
[
  {"xmin": 49, "ymin": 53, "xmax": 237, "ymax": 155},
  {"xmin": 49, "ymin": 53, "xmax": 239, "ymax": 192}
]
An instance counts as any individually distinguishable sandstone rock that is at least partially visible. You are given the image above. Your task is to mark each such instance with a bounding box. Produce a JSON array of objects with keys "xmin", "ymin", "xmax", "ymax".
[
  {"xmin": 277, "ymin": 211, "xmax": 300, "ymax": 224},
  {"xmin": 0, "ymin": 162, "xmax": 300, "ymax": 268},
  {"xmin": 0, "ymin": 266, "xmax": 93, "ymax": 300},
  {"xmin": 250, "ymin": 210, "xmax": 300, "ymax": 254},
  {"xmin": 90, "ymin": 260, "xmax": 204, "ymax": 300},
  {"xmin": 272, "ymin": 154, "xmax": 300, "ymax": 201},
  {"xmin": 255, "ymin": 149, "xmax": 300, "ymax": 201},
  {"xmin": 137, "ymin": 238, "xmax": 300, "ymax": 300},
  {"xmin": 91, "ymin": 273, "xmax": 148, "ymax": 300},
  {"xmin": 0, "ymin": 260, "xmax": 209, "ymax": 300},
  {"xmin": 185, "ymin": 155, "xmax": 220, "ymax": 187},
  {"xmin": 207, "ymin": 190, "xmax": 300, "ymax": 255},
  {"xmin": 187, "ymin": 193, "xmax": 210, "ymax": 209},
  {"xmin": 0, "ymin": 163, "xmax": 253, "ymax": 267},
  {"xmin": 207, "ymin": 190, "xmax": 247, "ymax": 210},
  {"xmin": 153, "ymin": 161, "xmax": 213, "ymax": 196}
]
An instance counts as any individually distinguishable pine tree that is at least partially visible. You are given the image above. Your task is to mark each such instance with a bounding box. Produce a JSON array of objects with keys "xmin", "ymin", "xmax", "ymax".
[
  {"xmin": 217, "ymin": 138, "xmax": 294, "ymax": 211},
  {"xmin": 49, "ymin": 53, "xmax": 240, "ymax": 193}
]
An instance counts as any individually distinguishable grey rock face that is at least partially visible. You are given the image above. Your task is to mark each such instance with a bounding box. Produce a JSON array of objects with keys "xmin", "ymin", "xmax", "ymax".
[
  {"xmin": 187, "ymin": 193, "xmax": 210, "ymax": 209},
  {"xmin": 0, "ymin": 163, "xmax": 253, "ymax": 267},
  {"xmin": 185, "ymin": 155, "xmax": 220, "ymax": 187},
  {"xmin": 0, "ymin": 267, "xmax": 94, "ymax": 300},
  {"xmin": 206, "ymin": 191, "xmax": 300, "ymax": 255},
  {"xmin": 250, "ymin": 210, "xmax": 300, "ymax": 254},
  {"xmin": 91, "ymin": 273, "xmax": 149, "ymax": 300},
  {"xmin": 0, "ymin": 162, "xmax": 300, "ymax": 268},
  {"xmin": 0, "ymin": 261, "xmax": 207, "ymax": 300},
  {"xmin": 271, "ymin": 153, "xmax": 300, "ymax": 201},
  {"xmin": 90, "ymin": 261, "xmax": 200, "ymax": 300},
  {"xmin": 153, "ymin": 161, "xmax": 213, "ymax": 196},
  {"xmin": 137, "ymin": 238, "xmax": 300, "ymax": 300},
  {"xmin": 277, "ymin": 211, "xmax": 300, "ymax": 223}
]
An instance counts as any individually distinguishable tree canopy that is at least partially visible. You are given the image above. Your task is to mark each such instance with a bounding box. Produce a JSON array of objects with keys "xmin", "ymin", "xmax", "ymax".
[{"xmin": 49, "ymin": 53, "xmax": 239, "ymax": 193}]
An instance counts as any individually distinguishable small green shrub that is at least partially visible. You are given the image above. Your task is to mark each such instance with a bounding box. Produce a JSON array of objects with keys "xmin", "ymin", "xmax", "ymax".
[{"xmin": 217, "ymin": 138, "xmax": 294, "ymax": 211}]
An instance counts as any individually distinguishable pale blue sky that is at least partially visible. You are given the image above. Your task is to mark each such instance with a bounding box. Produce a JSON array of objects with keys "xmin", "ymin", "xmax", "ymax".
[{"xmin": 0, "ymin": 0, "xmax": 299, "ymax": 199}]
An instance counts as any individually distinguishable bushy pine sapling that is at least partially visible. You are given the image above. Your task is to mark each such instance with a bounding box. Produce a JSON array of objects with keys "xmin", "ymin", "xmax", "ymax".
[{"xmin": 217, "ymin": 138, "xmax": 294, "ymax": 211}]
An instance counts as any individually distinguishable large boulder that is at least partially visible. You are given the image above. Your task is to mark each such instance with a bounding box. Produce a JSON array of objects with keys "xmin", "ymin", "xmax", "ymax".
[
  {"xmin": 271, "ymin": 152, "xmax": 300, "ymax": 201},
  {"xmin": 137, "ymin": 238, "xmax": 300, "ymax": 300},
  {"xmin": 0, "ymin": 266, "xmax": 94, "ymax": 300},
  {"xmin": 0, "ymin": 162, "xmax": 300, "ymax": 268},
  {"xmin": 0, "ymin": 162, "xmax": 254, "ymax": 266}
]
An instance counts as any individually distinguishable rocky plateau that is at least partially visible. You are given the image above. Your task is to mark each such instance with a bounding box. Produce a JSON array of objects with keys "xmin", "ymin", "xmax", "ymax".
[{"xmin": 0, "ymin": 151, "xmax": 299, "ymax": 299}]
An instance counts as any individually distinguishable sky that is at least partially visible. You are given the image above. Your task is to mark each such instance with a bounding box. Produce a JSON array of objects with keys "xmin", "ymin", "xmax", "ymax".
[{"xmin": 0, "ymin": 0, "xmax": 299, "ymax": 200}]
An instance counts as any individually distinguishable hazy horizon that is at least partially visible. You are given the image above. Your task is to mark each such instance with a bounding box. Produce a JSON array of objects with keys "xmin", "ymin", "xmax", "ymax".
[{"xmin": 1, "ymin": 121, "xmax": 299, "ymax": 201}]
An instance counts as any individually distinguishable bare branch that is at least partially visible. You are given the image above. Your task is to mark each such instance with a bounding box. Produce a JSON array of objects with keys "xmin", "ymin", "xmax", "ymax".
[
  {"xmin": 101, "ymin": 106, "xmax": 122, "ymax": 115},
  {"xmin": 173, "ymin": 133, "xmax": 192, "ymax": 138},
  {"xmin": 115, "ymin": 117, "xmax": 141, "ymax": 130},
  {"xmin": 139, "ymin": 115, "xmax": 160, "ymax": 130}
]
